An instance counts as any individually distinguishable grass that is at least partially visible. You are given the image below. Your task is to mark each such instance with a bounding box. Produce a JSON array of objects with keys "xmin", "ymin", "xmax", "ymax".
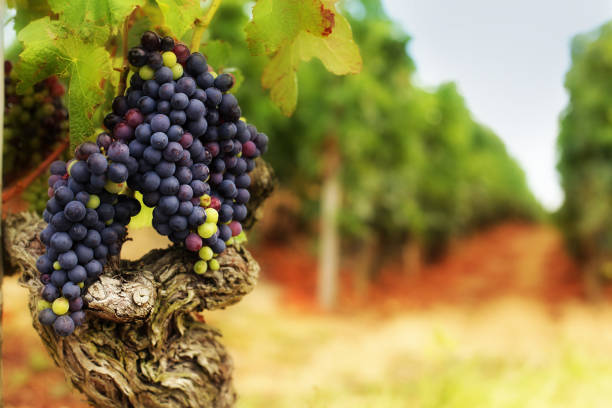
[
  {"xmin": 206, "ymin": 287, "xmax": 612, "ymax": 408},
  {"xmin": 5, "ymin": 274, "xmax": 612, "ymax": 407}
]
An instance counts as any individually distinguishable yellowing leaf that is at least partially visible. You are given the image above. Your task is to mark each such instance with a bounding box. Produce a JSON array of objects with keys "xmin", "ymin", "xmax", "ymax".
[
  {"xmin": 296, "ymin": 12, "xmax": 362, "ymax": 76},
  {"xmin": 249, "ymin": 0, "xmax": 362, "ymax": 115},
  {"xmin": 155, "ymin": 0, "xmax": 203, "ymax": 38},
  {"xmin": 261, "ymin": 45, "xmax": 299, "ymax": 116},
  {"xmin": 245, "ymin": 0, "xmax": 334, "ymax": 56}
]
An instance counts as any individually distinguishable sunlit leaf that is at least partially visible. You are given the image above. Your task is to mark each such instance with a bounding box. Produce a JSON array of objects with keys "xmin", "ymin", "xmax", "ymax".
[
  {"xmin": 15, "ymin": 17, "xmax": 111, "ymax": 146},
  {"xmin": 245, "ymin": 0, "xmax": 362, "ymax": 115},
  {"xmin": 155, "ymin": 0, "xmax": 202, "ymax": 38},
  {"xmin": 202, "ymin": 39, "xmax": 232, "ymax": 68},
  {"xmin": 48, "ymin": 0, "xmax": 145, "ymax": 29}
]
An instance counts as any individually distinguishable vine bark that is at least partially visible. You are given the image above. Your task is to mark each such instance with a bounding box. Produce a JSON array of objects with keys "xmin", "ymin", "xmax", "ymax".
[{"xmin": 2, "ymin": 160, "xmax": 275, "ymax": 408}]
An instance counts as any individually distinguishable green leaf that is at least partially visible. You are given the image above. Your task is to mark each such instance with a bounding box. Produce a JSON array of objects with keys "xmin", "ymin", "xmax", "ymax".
[
  {"xmin": 48, "ymin": 0, "xmax": 145, "ymax": 30},
  {"xmin": 15, "ymin": 18, "xmax": 67, "ymax": 91},
  {"xmin": 261, "ymin": 45, "xmax": 299, "ymax": 116},
  {"xmin": 155, "ymin": 0, "xmax": 203, "ymax": 38},
  {"xmin": 9, "ymin": 0, "xmax": 53, "ymax": 32},
  {"xmin": 202, "ymin": 40, "xmax": 232, "ymax": 69},
  {"xmin": 245, "ymin": 0, "xmax": 334, "ymax": 56},
  {"xmin": 15, "ymin": 17, "xmax": 111, "ymax": 146},
  {"xmin": 246, "ymin": 0, "xmax": 362, "ymax": 115},
  {"xmin": 64, "ymin": 42, "xmax": 112, "ymax": 147}
]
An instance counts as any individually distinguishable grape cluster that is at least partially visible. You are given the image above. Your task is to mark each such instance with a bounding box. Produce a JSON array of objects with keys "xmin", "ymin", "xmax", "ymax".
[
  {"xmin": 34, "ymin": 30, "xmax": 268, "ymax": 336},
  {"xmin": 113, "ymin": 31, "xmax": 267, "ymax": 273},
  {"xmin": 36, "ymin": 143, "xmax": 141, "ymax": 336},
  {"xmin": 4, "ymin": 61, "xmax": 68, "ymax": 184}
]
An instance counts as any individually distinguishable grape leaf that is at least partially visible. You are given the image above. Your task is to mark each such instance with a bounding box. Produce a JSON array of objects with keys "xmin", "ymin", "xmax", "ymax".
[
  {"xmin": 64, "ymin": 42, "xmax": 112, "ymax": 147},
  {"xmin": 8, "ymin": 0, "xmax": 52, "ymax": 32},
  {"xmin": 155, "ymin": 0, "xmax": 202, "ymax": 38},
  {"xmin": 245, "ymin": 0, "xmax": 362, "ymax": 115},
  {"xmin": 202, "ymin": 40, "xmax": 232, "ymax": 69},
  {"xmin": 15, "ymin": 18, "xmax": 66, "ymax": 91},
  {"xmin": 47, "ymin": 0, "xmax": 145, "ymax": 29},
  {"xmin": 15, "ymin": 17, "xmax": 111, "ymax": 146}
]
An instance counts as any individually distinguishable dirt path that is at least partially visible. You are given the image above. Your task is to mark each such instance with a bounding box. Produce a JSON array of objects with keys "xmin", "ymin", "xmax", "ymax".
[
  {"xmin": 380, "ymin": 223, "xmax": 583, "ymax": 306},
  {"xmin": 253, "ymin": 222, "xmax": 584, "ymax": 310}
]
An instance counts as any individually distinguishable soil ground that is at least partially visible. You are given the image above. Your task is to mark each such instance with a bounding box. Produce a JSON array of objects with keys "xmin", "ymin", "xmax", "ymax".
[{"xmin": 5, "ymin": 223, "xmax": 612, "ymax": 407}]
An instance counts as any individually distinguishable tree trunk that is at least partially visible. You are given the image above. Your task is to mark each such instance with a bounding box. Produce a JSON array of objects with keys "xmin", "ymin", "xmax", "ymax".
[
  {"xmin": 400, "ymin": 240, "xmax": 422, "ymax": 276},
  {"xmin": 2, "ymin": 160, "xmax": 275, "ymax": 408},
  {"xmin": 353, "ymin": 235, "xmax": 378, "ymax": 299},
  {"xmin": 317, "ymin": 140, "xmax": 340, "ymax": 310}
]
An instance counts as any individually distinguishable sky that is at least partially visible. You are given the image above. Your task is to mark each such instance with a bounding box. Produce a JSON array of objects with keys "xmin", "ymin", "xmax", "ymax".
[{"xmin": 381, "ymin": 0, "xmax": 612, "ymax": 210}]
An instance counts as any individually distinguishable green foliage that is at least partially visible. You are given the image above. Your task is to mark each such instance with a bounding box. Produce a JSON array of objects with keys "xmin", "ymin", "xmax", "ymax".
[
  {"xmin": 155, "ymin": 0, "xmax": 202, "ymax": 38},
  {"xmin": 208, "ymin": 0, "xmax": 540, "ymax": 258},
  {"xmin": 8, "ymin": 0, "xmax": 361, "ymax": 148},
  {"xmin": 557, "ymin": 22, "xmax": 612, "ymax": 269}
]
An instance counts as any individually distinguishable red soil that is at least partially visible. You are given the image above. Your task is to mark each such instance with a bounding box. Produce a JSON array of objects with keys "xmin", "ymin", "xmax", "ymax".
[{"xmin": 252, "ymin": 223, "xmax": 585, "ymax": 312}]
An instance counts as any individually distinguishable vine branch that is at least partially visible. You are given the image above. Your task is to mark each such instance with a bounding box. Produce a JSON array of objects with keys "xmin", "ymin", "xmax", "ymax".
[{"xmin": 190, "ymin": 0, "xmax": 222, "ymax": 52}]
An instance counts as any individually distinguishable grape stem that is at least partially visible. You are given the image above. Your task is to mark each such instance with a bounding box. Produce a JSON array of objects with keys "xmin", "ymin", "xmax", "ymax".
[
  {"xmin": 190, "ymin": 0, "xmax": 222, "ymax": 52},
  {"xmin": 2, "ymin": 138, "xmax": 69, "ymax": 204}
]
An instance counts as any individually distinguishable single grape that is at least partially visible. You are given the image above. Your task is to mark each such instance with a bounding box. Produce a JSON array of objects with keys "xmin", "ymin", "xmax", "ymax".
[
  {"xmin": 62, "ymin": 282, "xmax": 81, "ymax": 300},
  {"xmin": 171, "ymin": 93, "xmax": 189, "ymax": 110},
  {"xmin": 107, "ymin": 142, "xmax": 130, "ymax": 163},
  {"xmin": 214, "ymin": 73, "xmax": 234, "ymax": 92},
  {"xmin": 151, "ymin": 132, "xmax": 169, "ymax": 150},
  {"xmin": 38, "ymin": 308, "xmax": 57, "ymax": 325},
  {"xmin": 71, "ymin": 311, "xmax": 86, "ymax": 326},
  {"xmin": 42, "ymin": 284, "xmax": 60, "ymax": 302},
  {"xmin": 161, "ymin": 36, "xmax": 175, "ymax": 51},
  {"xmin": 84, "ymin": 229, "xmax": 101, "ymax": 248},
  {"xmin": 205, "ymin": 88, "xmax": 222, "ymax": 107},
  {"xmin": 170, "ymin": 110, "xmax": 187, "ymax": 125},
  {"xmin": 85, "ymin": 259, "xmax": 103, "ymax": 278},
  {"xmin": 50, "ymin": 161, "xmax": 67, "ymax": 175},
  {"xmin": 53, "ymin": 315, "xmax": 75, "ymax": 336},
  {"xmin": 159, "ymin": 176, "xmax": 180, "ymax": 195},
  {"xmin": 143, "ymin": 146, "xmax": 162, "ymax": 164},
  {"xmin": 173, "ymin": 43, "xmax": 190, "ymax": 64},
  {"xmin": 51, "ymin": 270, "xmax": 68, "ymax": 287},
  {"xmin": 163, "ymin": 142, "xmax": 183, "ymax": 162},
  {"xmin": 185, "ymin": 52, "xmax": 207, "ymax": 75},
  {"xmin": 155, "ymin": 160, "xmax": 176, "ymax": 178},
  {"xmin": 68, "ymin": 265, "xmax": 87, "ymax": 283},
  {"xmin": 128, "ymin": 47, "xmax": 148, "ymax": 67},
  {"xmin": 186, "ymin": 99, "xmax": 206, "ymax": 120},
  {"xmin": 154, "ymin": 66, "xmax": 173, "ymax": 84},
  {"xmin": 159, "ymin": 195, "xmax": 180, "ymax": 215},
  {"xmin": 150, "ymin": 114, "xmax": 171, "ymax": 133},
  {"xmin": 219, "ymin": 93, "xmax": 241, "ymax": 121},
  {"xmin": 147, "ymin": 52, "xmax": 163, "ymax": 69}
]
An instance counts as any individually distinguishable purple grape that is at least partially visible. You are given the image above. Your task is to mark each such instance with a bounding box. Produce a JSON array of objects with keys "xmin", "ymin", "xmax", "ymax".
[{"xmin": 53, "ymin": 315, "xmax": 75, "ymax": 336}]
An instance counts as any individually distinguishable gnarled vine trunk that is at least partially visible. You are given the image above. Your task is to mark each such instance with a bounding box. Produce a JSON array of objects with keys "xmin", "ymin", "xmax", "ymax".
[{"xmin": 2, "ymin": 160, "xmax": 275, "ymax": 408}]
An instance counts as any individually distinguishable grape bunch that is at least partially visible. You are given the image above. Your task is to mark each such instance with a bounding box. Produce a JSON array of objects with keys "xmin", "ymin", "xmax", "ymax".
[
  {"xmin": 112, "ymin": 31, "xmax": 267, "ymax": 273},
  {"xmin": 36, "ymin": 143, "xmax": 141, "ymax": 336},
  {"xmin": 4, "ymin": 61, "xmax": 68, "ymax": 185},
  {"xmin": 35, "ymin": 30, "xmax": 268, "ymax": 336}
]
